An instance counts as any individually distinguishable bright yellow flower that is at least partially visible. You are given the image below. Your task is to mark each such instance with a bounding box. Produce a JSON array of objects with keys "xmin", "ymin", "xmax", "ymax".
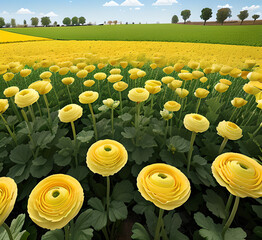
[
  {"xmin": 211, "ymin": 64, "xmax": 222, "ymax": 73},
  {"xmin": 86, "ymin": 139, "xmax": 128, "ymax": 177},
  {"xmin": 98, "ymin": 63, "xmax": 106, "ymax": 69},
  {"xmin": 164, "ymin": 101, "xmax": 181, "ymax": 112},
  {"xmin": 229, "ymin": 68, "xmax": 242, "ymax": 78},
  {"xmin": 184, "ymin": 113, "xmax": 210, "ymax": 133},
  {"xmin": 247, "ymin": 72, "xmax": 262, "ymax": 82},
  {"xmin": 203, "ymin": 67, "xmax": 212, "ymax": 74},
  {"xmin": 175, "ymin": 88, "xmax": 189, "ymax": 98},
  {"xmin": 178, "ymin": 73, "xmax": 193, "ymax": 81},
  {"xmin": 58, "ymin": 104, "xmax": 83, "ymax": 123},
  {"xmin": 94, "ymin": 72, "xmax": 107, "ymax": 80},
  {"xmin": 62, "ymin": 77, "xmax": 75, "ymax": 85},
  {"xmin": 145, "ymin": 80, "xmax": 162, "ymax": 94},
  {"xmin": 137, "ymin": 163, "xmax": 191, "ymax": 210},
  {"xmin": 219, "ymin": 79, "xmax": 232, "ymax": 86},
  {"xmin": 200, "ymin": 77, "xmax": 208, "ymax": 83},
  {"xmin": 0, "ymin": 99, "xmax": 9, "ymax": 113},
  {"xmin": 231, "ymin": 98, "xmax": 248, "ymax": 108},
  {"xmin": 220, "ymin": 66, "xmax": 233, "ymax": 75},
  {"xmin": 20, "ymin": 69, "xmax": 31, "ymax": 78},
  {"xmin": 28, "ymin": 174, "xmax": 84, "ymax": 230},
  {"xmin": 137, "ymin": 70, "xmax": 146, "ymax": 78},
  {"xmin": 244, "ymin": 60, "xmax": 256, "ymax": 69},
  {"xmin": 0, "ymin": 177, "xmax": 17, "ymax": 225},
  {"xmin": 79, "ymin": 91, "xmax": 99, "ymax": 104},
  {"xmin": 150, "ymin": 63, "xmax": 157, "ymax": 70},
  {"xmin": 168, "ymin": 80, "xmax": 182, "ymax": 90},
  {"xmin": 4, "ymin": 86, "xmax": 19, "ymax": 98},
  {"xmin": 174, "ymin": 63, "xmax": 184, "ymax": 72},
  {"xmin": 160, "ymin": 109, "xmax": 173, "ymax": 120},
  {"xmin": 194, "ymin": 88, "xmax": 209, "ymax": 98},
  {"xmin": 59, "ymin": 67, "xmax": 70, "ymax": 76},
  {"xmin": 3, "ymin": 73, "xmax": 14, "ymax": 82},
  {"xmin": 214, "ymin": 83, "xmax": 229, "ymax": 93},
  {"xmin": 29, "ymin": 81, "xmax": 52, "ymax": 95},
  {"xmin": 163, "ymin": 66, "xmax": 174, "ymax": 75},
  {"xmin": 15, "ymin": 89, "xmax": 39, "ymax": 108},
  {"xmin": 110, "ymin": 68, "xmax": 121, "ymax": 75},
  {"xmin": 128, "ymin": 88, "xmax": 149, "ymax": 103},
  {"xmin": 257, "ymin": 100, "xmax": 262, "ymax": 109},
  {"xmin": 212, "ymin": 153, "xmax": 262, "ymax": 198},
  {"xmin": 76, "ymin": 62, "xmax": 87, "ymax": 69},
  {"xmin": 217, "ymin": 121, "xmax": 242, "ymax": 140},
  {"xmin": 76, "ymin": 70, "xmax": 88, "ymax": 79},
  {"xmin": 85, "ymin": 65, "xmax": 96, "ymax": 73},
  {"xmin": 84, "ymin": 80, "xmax": 95, "ymax": 87},
  {"xmin": 49, "ymin": 65, "xmax": 60, "ymax": 73},
  {"xmin": 192, "ymin": 71, "xmax": 204, "ymax": 79},
  {"xmin": 128, "ymin": 68, "xmax": 140, "ymax": 75},
  {"xmin": 241, "ymin": 71, "xmax": 249, "ymax": 80},
  {"xmin": 120, "ymin": 61, "xmax": 128, "ymax": 69},
  {"xmin": 161, "ymin": 76, "xmax": 174, "ymax": 84},
  {"xmin": 40, "ymin": 71, "xmax": 52, "ymax": 79},
  {"xmin": 70, "ymin": 66, "xmax": 79, "ymax": 74},
  {"xmin": 188, "ymin": 61, "xmax": 199, "ymax": 69},
  {"xmin": 113, "ymin": 81, "xmax": 128, "ymax": 92},
  {"xmin": 243, "ymin": 83, "xmax": 260, "ymax": 95},
  {"xmin": 107, "ymin": 74, "xmax": 123, "ymax": 83}
]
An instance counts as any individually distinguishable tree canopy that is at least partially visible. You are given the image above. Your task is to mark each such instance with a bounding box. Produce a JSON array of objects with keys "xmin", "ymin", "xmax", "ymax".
[
  {"xmin": 200, "ymin": 8, "xmax": 212, "ymax": 25},
  {"xmin": 79, "ymin": 16, "xmax": 86, "ymax": 25},
  {"xmin": 41, "ymin": 17, "xmax": 51, "ymax": 27},
  {"xmin": 11, "ymin": 18, "xmax": 16, "ymax": 27},
  {"xmin": 216, "ymin": 8, "xmax": 232, "ymax": 25},
  {"xmin": 72, "ymin": 16, "xmax": 79, "ymax": 25},
  {"xmin": 237, "ymin": 10, "xmax": 249, "ymax": 24},
  {"xmin": 252, "ymin": 14, "xmax": 260, "ymax": 23},
  {"xmin": 63, "ymin": 17, "xmax": 71, "ymax": 26},
  {"xmin": 0, "ymin": 17, "xmax": 5, "ymax": 28},
  {"xmin": 172, "ymin": 15, "xmax": 179, "ymax": 24},
  {"xmin": 181, "ymin": 10, "xmax": 191, "ymax": 24}
]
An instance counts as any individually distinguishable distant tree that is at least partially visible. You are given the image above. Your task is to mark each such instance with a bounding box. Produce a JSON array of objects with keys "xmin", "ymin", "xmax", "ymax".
[
  {"xmin": 41, "ymin": 17, "xmax": 51, "ymax": 27},
  {"xmin": 5, "ymin": 23, "xmax": 11, "ymax": 28},
  {"xmin": 238, "ymin": 10, "xmax": 249, "ymax": 25},
  {"xmin": 113, "ymin": 20, "xmax": 117, "ymax": 25},
  {"xmin": 11, "ymin": 18, "xmax": 16, "ymax": 27},
  {"xmin": 200, "ymin": 8, "xmax": 212, "ymax": 25},
  {"xmin": 53, "ymin": 21, "xmax": 58, "ymax": 27},
  {"xmin": 108, "ymin": 20, "xmax": 112, "ymax": 25},
  {"xmin": 181, "ymin": 10, "xmax": 191, "ymax": 24},
  {"xmin": 172, "ymin": 15, "xmax": 179, "ymax": 23},
  {"xmin": 216, "ymin": 8, "xmax": 232, "ymax": 25},
  {"xmin": 72, "ymin": 16, "xmax": 79, "ymax": 25},
  {"xmin": 31, "ymin": 17, "xmax": 39, "ymax": 27},
  {"xmin": 24, "ymin": 20, "xmax": 27, "ymax": 25},
  {"xmin": 0, "ymin": 17, "xmax": 5, "ymax": 28},
  {"xmin": 252, "ymin": 14, "xmax": 260, "ymax": 24},
  {"xmin": 79, "ymin": 16, "xmax": 86, "ymax": 25},
  {"xmin": 63, "ymin": 17, "xmax": 71, "ymax": 26}
]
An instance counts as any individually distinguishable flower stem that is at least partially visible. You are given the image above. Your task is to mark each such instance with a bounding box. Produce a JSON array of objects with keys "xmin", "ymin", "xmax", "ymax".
[
  {"xmin": 66, "ymin": 85, "xmax": 73, "ymax": 103},
  {"xmin": 229, "ymin": 108, "xmax": 237, "ymax": 121},
  {"xmin": 106, "ymin": 176, "xmax": 110, "ymax": 218},
  {"xmin": 71, "ymin": 121, "xmax": 78, "ymax": 167},
  {"xmin": 107, "ymin": 81, "xmax": 112, "ymax": 98},
  {"xmin": 43, "ymin": 94, "xmax": 51, "ymax": 126},
  {"xmin": 154, "ymin": 208, "xmax": 164, "ymax": 240},
  {"xmin": 187, "ymin": 131, "xmax": 197, "ymax": 173},
  {"xmin": 2, "ymin": 223, "xmax": 14, "ymax": 240},
  {"xmin": 135, "ymin": 102, "xmax": 141, "ymax": 129},
  {"xmin": 119, "ymin": 91, "xmax": 123, "ymax": 115},
  {"xmin": 64, "ymin": 224, "xmax": 70, "ymax": 240},
  {"xmin": 10, "ymin": 97, "xmax": 22, "ymax": 121},
  {"xmin": 195, "ymin": 98, "xmax": 201, "ymax": 114},
  {"xmin": 218, "ymin": 138, "xmax": 228, "ymax": 155},
  {"xmin": 88, "ymin": 103, "xmax": 98, "ymax": 140},
  {"xmin": 102, "ymin": 227, "xmax": 110, "ymax": 240},
  {"xmin": 0, "ymin": 113, "xmax": 17, "ymax": 145},
  {"xmin": 222, "ymin": 196, "xmax": 240, "ymax": 237},
  {"xmin": 111, "ymin": 108, "xmax": 114, "ymax": 138},
  {"xmin": 222, "ymin": 194, "xmax": 234, "ymax": 225},
  {"xmin": 253, "ymin": 124, "xmax": 262, "ymax": 136},
  {"xmin": 36, "ymin": 101, "xmax": 43, "ymax": 118},
  {"xmin": 21, "ymin": 109, "xmax": 32, "ymax": 133},
  {"xmin": 161, "ymin": 218, "xmax": 169, "ymax": 240},
  {"xmin": 150, "ymin": 94, "xmax": 154, "ymax": 112},
  {"xmin": 169, "ymin": 117, "xmax": 173, "ymax": 137},
  {"xmin": 28, "ymin": 105, "xmax": 35, "ymax": 121}
]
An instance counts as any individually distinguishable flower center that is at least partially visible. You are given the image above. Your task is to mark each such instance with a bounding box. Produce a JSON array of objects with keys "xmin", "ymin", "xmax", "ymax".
[
  {"xmin": 239, "ymin": 163, "xmax": 248, "ymax": 170},
  {"xmin": 52, "ymin": 190, "xmax": 60, "ymax": 198},
  {"xmin": 104, "ymin": 145, "xmax": 112, "ymax": 151},
  {"xmin": 228, "ymin": 122, "xmax": 238, "ymax": 129},
  {"xmin": 158, "ymin": 173, "xmax": 167, "ymax": 179},
  {"xmin": 64, "ymin": 106, "xmax": 72, "ymax": 112},
  {"xmin": 193, "ymin": 115, "xmax": 202, "ymax": 121},
  {"xmin": 85, "ymin": 92, "xmax": 93, "ymax": 97},
  {"xmin": 136, "ymin": 89, "xmax": 144, "ymax": 93},
  {"xmin": 20, "ymin": 90, "xmax": 29, "ymax": 96}
]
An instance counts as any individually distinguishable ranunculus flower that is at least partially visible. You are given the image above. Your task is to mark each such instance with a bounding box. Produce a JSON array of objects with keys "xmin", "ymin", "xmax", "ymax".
[
  {"xmin": 175, "ymin": 88, "xmax": 189, "ymax": 98},
  {"xmin": 150, "ymin": 63, "xmax": 157, "ymax": 70},
  {"xmin": 70, "ymin": 66, "xmax": 79, "ymax": 74},
  {"xmin": 229, "ymin": 68, "xmax": 242, "ymax": 78},
  {"xmin": 243, "ymin": 83, "xmax": 260, "ymax": 95},
  {"xmin": 137, "ymin": 70, "xmax": 146, "ymax": 78},
  {"xmin": 194, "ymin": 88, "xmax": 209, "ymax": 98},
  {"xmin": 84, "ymin": 80, "xmax": 95, "ymax": 87},
  {"xmin": 212, "ymin": 153, "xmax": 262, "ymax": 198},
  {"xmin": 203, "ymin": 68, "xmax": 212, "ymax": 74},
  {"xmin": 113, "ymin": 82, "xmax": 128, "ymax": 92},
  {"xmin": 161, "ymin": 76, "xmax": 174, "ymax": 84},
  {"xmin": 192, "ymin": 71, "xmax": 204, "ymax": 79},
  {"xmin": 79, "ymin": 91, "xmax": 99, "ymax": 104},
  {"xmin": 29, "ymin": 81, "xmax": 52, "ymax": 95},
  {"xmin": 211, "ymin": 64, "xmax": 222, "ymax": 73},
  {"xmin": 257, "ymin": 100, "xmax": 262, "ymax": 109},
  {"xmin": 184, "ymin": 113, "xmax": 209, "ymax": 133},
  {"xmin": 188, "ymin": 61, "xmax": 199, "ymax": 69},
  {"xmin": 0, "ymin": 99, "xmax": 9, "ymax": 113},
  {"xmin": 247, "ymin": 72, "xmax": 262, "ymax": 82},
  {"xmin": 219, "ymin": 79, "xmax": 232, "ymax": 86},
  {"xmin": 244, "ymin": 60, "xmax": 256, "ymax": 69},
  {"xmin": 107, "ymin": 74, "xmax": 123, "ymax": 83},
  {"xmin": 103, "ymin": 98, "xmax": 119, "ymax": 109},
  {"xmin": 0, "ymin": 177, "xmax": 18, "ymax": 226},
  {"xmin": 15, "ymin": 89, "xmax": 39, "ymax": 108},
  {"xmin": 85, "ymin": 65, "xmax": 96, "ymax": 73},
  {"xmin": 20, "ymin": 69, "xmax": 31, "ymax": 78},
  {"xmin": 58, "ymin": 104, "xmax": 83, "ymax": 123},
  {"xmin": 178, "ymin": 73, "xmax": 193, "ymax": 81},
  {"xmin": 120, "ymin": 61, "xmax": 128, "ymax": 69},
  {"xmin": 231, "ymin": 98, "xmax": 248, "ymax": 108},
  {"xmin": 164, "ymin": 101, "xmax": 181, "ymax": 112},
  {"xmin": 98, "ymin": 63, "xmax": 106, "ymax": 69},
  {"xmin": 86, "ymin": 139, "xmax": 128, "ymax": 177},
  {"xmin": 94, "ymin": 72, "xmax": 107, "ymax": 80},
  {"xmin": 214, "ymin": 83, "xmax": 229, "ymax": 93},
  {"xmin": 220, "ymin": 66, "xmax": 233, "ymax": 75},
  {"xmin": 77, "ymin": 63, "xmax": 87, "ymax": 70},
  {"xmin": 3, "ymin": 86, "xmax": 19, "ymax": 98},
  {"xmin": 217, "ymin": 121, "xmax": 242, "ymax": 140},
  {"xmin": 49, "ymin": 65, "xmax": 60, "ymax": 73},
  {"xmin": 163, "ymin": 66, "xmax": 174, "ymax": 75},
  {"xmin": 77, "ymin": 70, "xmax": 88, "ymax": 79},
  {"xmin": 62, "ymin": 77, "xmax": 75, "ymax": 85},
  {"xmin": 110, "ymin": 68, "xmax": 121, "ymax": 75},
  {"xmin": 40, "ymin": 71, "xmax": 52, "ymax": 79},
  {"xmin": 168, "ymin": 80, "xmax": 182, "ymax": 90},
  {"xmin": 128, "ymin": 88, "xmax": 149, "ymax": 103},
  {"xmin": 28, "ymin": 174, "xmax": 84, "ymax": 230},
  {"xmin": 145, "ymin": 80, "xmax": 162, "ymax": 94},
  {"xmin": 137, "ymin": 163, "xmax": 191, "ymax": 210},
  {"xmin": 59, "ymin": 67, "xmax": 70, "ymax": 76},
  {"xmin": 3, "ymin": 73, "xmax": 14, "ymax": 82},
  {"xmin": 174, "ymin": 62, "xmax": 184, "ymax": 72},
  {"xmin": 200, "ymin": 77, "xmax": 208, "ymax": 83}
]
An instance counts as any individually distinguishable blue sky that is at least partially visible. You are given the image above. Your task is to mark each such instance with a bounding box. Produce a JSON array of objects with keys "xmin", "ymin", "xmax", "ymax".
[{"xmin": 0, "ymin": 0, "xmax": 261, "ymax": 25}]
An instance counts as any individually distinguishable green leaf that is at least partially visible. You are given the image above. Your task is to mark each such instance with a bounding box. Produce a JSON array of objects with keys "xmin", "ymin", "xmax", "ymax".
[
  {"xmin": 145, "ymin": 210, "xmax": 157, "ymax": 236},
  {"xmin": 192, "ymin": 155, "xmax": 207, "ymax": 166},
  {"xmin": 159, "ymin": 149, "xmax": 184, "ymax": 167},
  {"xmin": 224, "ymin": 228, "xmax": 247, "ymax": 240},
  {"xmin": 138, "ymin": 134, "xmax": 157, "ymax": 149},
  {"xmin": 167, "ymin": 136, "xmax": 190, "ymax": 153},
  {"xmin": 41, "ymin": 229, "xmax": 64, "ymax": 240},
  {"xmin": 10, "ymin": 144, "xmax": 32, "ymax": 164},
  {"xmin": 131, "ymin": 223, "xmax": 151, "ymax": 240},
  {"xmin": 111, "ymin": 180, "xmax": 134, "ymax": 203},
  {"xmin": 30, "ymin": 157, "xmax": 53, "ymax": 178},
  {"xmin": 203, "ymin": 190, "xmax": 226, "ymax": 219},
  {"xmin": 77, "ymin": 130, "xmax": 94, "ymax": 143},
  {"xmin": 56, "ymin": 137, "xmax": 73, "ymax": 149},
  {"xmin": 119, "ymin": 113, "xmax": 133, "ymax": 122},
  {"xmin": 67, "ymin": 167, "xmax": 89, "ymax": 181},
  {"xmin": 133, "ymin": 192, "xmax": 155, "ymax": 215},
  {"xmin": 88, "ymin": 209, "xmax": 107, "ymax": 231},
  {"xmin": 88, "ymin": 198, "xmax": 105, "ymax": 212},
  {"xmin": 254, "ymin": 226, "xmax": 262, "ymax": 238},
  {"xmin": 109, "ymin": 200, "xmax": 128, "ymax": 222},
  {"xmin": 74, "ymin": 209, "xmax": 93, "ymax": 230},
  {"xmin": 53, "ymin": 151, "xmax": 72, "ymax": 166},
  {"xmin": 122, "ymin": 127, "xmax": 136, "ymax": 139},
  {"xmin": 72, "ymin": 229, "xmax": 93, "ymax": 240},
  {"xmin": 32, "ymin": 131, "xmax": 55, "ymax": 149},
  {"xmin": 252, "ymin": 205, "xmax": 262, "ymax": 218},
  {"xmin": 132, "ymin": 147, "xmax": 154, "ymax": 165}
]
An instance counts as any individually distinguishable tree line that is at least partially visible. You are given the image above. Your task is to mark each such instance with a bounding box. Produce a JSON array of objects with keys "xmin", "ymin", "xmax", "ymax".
[{"xmin": 172, "ymin": 8, "xmax": 260, "ymax": 25}]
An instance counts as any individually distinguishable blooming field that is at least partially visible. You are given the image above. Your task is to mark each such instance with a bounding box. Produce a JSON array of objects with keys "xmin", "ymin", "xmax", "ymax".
[{"xmin": 0, "ymin": 54, "xmax": 262, "ymax": 240}]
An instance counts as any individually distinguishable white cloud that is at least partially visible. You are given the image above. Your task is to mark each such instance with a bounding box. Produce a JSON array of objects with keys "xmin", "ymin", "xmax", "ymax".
[
  {"xmin": 242, "ymin": 5, "xmax": 260, "ymax": 11},
  {"xmin": 103, "ymin": 1, "xmax": 119, "ymax": 6},
  {"xmin": 153, "ymin": 0, "xmax": 178, "ymax": 6},
  {"xmin": 45, "ymin": 11, "xmax": 58, "ymax": 17},
  {"xmin": 121, "ymin": 0, "xmax": 144, "ymax": 6},
  {"xmin": 16, "ymin": 8, "xmax": 35, "ymax": 14},
  {"xmin": 135, "ymin": 7, "xmax": 140, "ymax": 10},
  {"xmin": 217, "ymin": 4, "xmax": 232, "ymax": 9},
  {"xmin": 1, "ymin": 11, "xmax": 9, "ymax": 15}
]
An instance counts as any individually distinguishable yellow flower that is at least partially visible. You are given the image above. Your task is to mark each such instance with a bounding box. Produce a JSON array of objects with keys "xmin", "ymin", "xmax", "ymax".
[
  {"xmin": 109, "ymin": 59, "xmax": 118, "ymax": 66},
  {"xmin": 137, "ymin": 163, "xmax": 191, "ymax": 210},
  {"xmin": 40, "ymin": 71, "xmax": 52, "ymax": 79},
  {"xmin": 128, "ymin": 68, "xmax": 140, "ymax": 75},
  {"xmin": 219, "ymin": 79, "xmax": 232, "ymax": 86},
  {"xmin": 58, "ymin": 104, "xmax": 83, "ymax": 123},
  {"xmin": 231, "ymin": 98, "xmax": 248, "ymax": 108},
  {"xmin": 214, "ymin": 83, "xmax": 229, "ymax": 93},
  {"xmin": 257, "ymin": 100, "xmax": 262, "ymax": 109},
  {"xmin": 203, "ymin": 67, "xmax": 212, "ymax": 74},
  {"xmin": 0, "ymin": 65, "xmax": 8, "ymax": 75},
  {"xmin": 20, "ymin": 69, "xmax": 31, "ymax": 78},
  {"xmin": 128, "ymin": 88, "xmax": 149, "ymax": 103},
  {"xmin": 113, "ymin": 82, "xmax": 128, "ymax": 92},
  {"xmin": 15, "ymin": 89, "xmax": 39, "ymax": 108},
  {"xmin": 200, "ymin": 77, "xmax": 208, "ymax": 83},
  {"xmin": 120, "ymin": 61, "xmax": 128, "ymax": 69},
  {"xmin": 194, "ymin": 88, "xmax": 209, "ymax": 98},
  {"xmin": 4, "ymin": 86, "xmax": 19, "ymax": 98},
  {"xmin": 150, "ymin": 63, "xmax": 157, "ymax": 70},
  {"xmin": 28, "ymin": 174, "xmax": 84, "ymax": 230},
  {"xmin": 256, "ymin": 92, "xmax": 262, "ymax": 102},
  {"xmin": 163, "ymin": 66, "xmax": 174, "ymax": 75},
  {"xmin": 174, "ymin": 62, "xmax": 184, "ymax": 72},
  {"xmin": 0, "ymin": 99, "xmax": 9, "ymax": 113},
  {"xmin": 107, "ymin": 74, "xmax": 123, "ymax": 83},
  {"xmin": 164, "ymin": 101, "xmax": 181, "ymax": 112},
  {"xmin": 85, "ymin": 65, "xmax": 96, "ymax": 73},
  {"xmin": 0, "ymin": 177, "xmax": 18, "ymax": 226},
  {"xmin": 188, "ymin": 61, "xmax": 199, "ymax": 69},
  {"xmin": 98, "ymin": 63, "xmax": 106, "ymax": 69},
  {"xmin": 178, "ymin": 73, "xmax": 193, "ymax": 81},
  {"xmin": 160, "ymin": 109, "xmax": 173, "ymax": 120},
  {"xmin": 168, "ymin": 80, "xmax": 182, "ymax": 90},
  {"xmin": 243, "ymin": 83, "xmax": 260, "ymax": 95},
  {"xmin": 79, "ymin": 91, "xmax": 99, "ymax": 104},
  {"xmin": 49, "ymin": 65, "xmax": 60, "ymax": 73},
  {"xmin": 161, "ymin": 76, "xmax": 174, "ymax": 84},
  {"xmin": 3, "ymin": 73, "xmax": 14, "ymax": 82},
  {"xmin": 29, "ymin": 81, "xmax": 52, "ymax": 95},
  {"xmin": 241, "ymin": 71, "xmax": 250, "ymax": 80},
  {"xmin": 70, "ymin": 66, "xmax": 79, "ymax": 74},
  {"xmin": 192, "ymin": 71, "xmax": 204, "ymax": 79},
  {"xmin": 184, "ymin": 114, "xmax": 210, "ymax": 133},
  {"xmin": 94, "ymin": 72, "xmax": 107, "ymax": 81},
  {"xmin": 212, "ymin": 153, "xmax": 262, "ymax": 198},
  {"xmin": 220, "ymin": 66, "xmax": 233, "ymax": 75},
  {"xmin": 110, "ymin": 68, "xmax": 121, "ymax": 75},
  {"xmin": 229, "ymin": 68, "xmax": 242, "ymax": 78},
  {"xmin": 250, "ymin": 81, "xmax": 262, "ymax": 91},
  {"xmin": 76, "ymin": 63, "xmax": 87, "ymax": 69},
  {"xmin": 76, "ymin": 70, "xmax": 88, "ymax": 79},
  {"xmin": 84, "ymin": 80, "xmax": 95, "ymax": 87},
  {"xmin": 145, "ymin": 80, "xmax": 162, "ymax": 94},
  {"xmin": 137, "ymin": 70, "xmax": 146, "ymax": 78},
  {"xmin": 103, "ymin": 98, "xmax": 120, "ymax": 109},
  {"xmin": 181, "ymin": 70, "xmax": 189, "ymax": 73},
  {"xmin": 244, "ymin": 60, "xmax": 256, "ymax": 69},
  {"xmin": 62, "ymin": 77, "xmax": 75, "ymax": 85},
  {"xmin": 175, "ymin": 88, "xmax": 189, "ymax": 98},
  {"xmin": 86, "ymin": 139, "xmax": 128, "ymax": 177},
  {"xmin": 211, "ymin": 64, "xmax": 222, "ymax": 73},
  {"xmin": 247, "ymin": 72, "xmax": 262, "ymax": 82},
  {"xmin": 217, "ymin": 121, "xmax": 242, "ymax": 140},
  {"xmin": 59, "ymin": 67, "xmax": 70, "ymax": 76}
]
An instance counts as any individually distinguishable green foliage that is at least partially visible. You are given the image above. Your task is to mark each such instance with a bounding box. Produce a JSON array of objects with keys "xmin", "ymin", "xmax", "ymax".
[
  {"xmin": 172, "ymin": 15, "xmax": 179, "ymax": 24},
  {"xmin": 252, "ymin": 14, "xmax": 260, "ymax": 22},
  {"xmin": 31, "ymin": 17, "xmax": 39, "ymax": 27},
  {"xmin": 79, "ymin": 16, "xmax": 86, "ymax": 25},
  {"xmin": 181, "ymin": 9, "xmax": 191, "ymax": 23},
  {"xmin": 237, "ymin": 10, "xmax": 249, "ymax": 24},
  {"xmin": 11, "ymin": 18, "xmax": 16, "ymax": 28},
  {"xmin": 72, "ymin": 16, "xmax": 79, "ymax": 25},
  {"xmin": 216, "ymin": 8, "xmax": 232, "ymax": 25},
  {"xmin": 41, "ymin": 17, "xmax": 51, "ymax": 27},
  {"xmin": 200, "ymin": 8, "xmax": 212, "ymax": 25},
  {"xmin": 0, "ymin": 17, "xmax": 5, "ymax": 27},
  {"xmin": 131, "ymin": 223, "xmax": 151, "ymax": 240},
  {"xmin": 63, "ymin": 17, "xmax": 71, "ymax": 26}
]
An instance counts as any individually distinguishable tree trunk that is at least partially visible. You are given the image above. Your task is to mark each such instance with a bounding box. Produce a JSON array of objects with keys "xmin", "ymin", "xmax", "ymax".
[
  {"xmin": 241, "ymin": 20, "xmax": 243, "ymax": 25},
  {"xmin": 204, "ymin": 20, "xmax": 206, "ymax": 25},
  {"xmin": 184, "ymin": 20, "xmax": 186, "ymax": 24},
  {"xmin": 221, "ymin": 21, "xmax": 223, "ymax": 25}
]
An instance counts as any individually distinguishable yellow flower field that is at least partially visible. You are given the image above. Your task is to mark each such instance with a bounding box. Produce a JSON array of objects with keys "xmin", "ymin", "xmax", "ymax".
[{"xmin": 0, "ymin": 30, "xmax": 50, "ymax": 43}]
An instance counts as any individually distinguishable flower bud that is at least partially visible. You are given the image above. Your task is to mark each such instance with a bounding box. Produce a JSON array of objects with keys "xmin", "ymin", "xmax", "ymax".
[
  {"xmin": 103, "ymin": 98, "xmax": 120, "ymax": 109},
  {"xmin": 175, "ymin": 88, "xmax": 189, "ymax": 98},
  {"xmin": 214, "ymin": 83, "xmax": 229, "ymax": 93},
  {"xmin": 160, "ymin": 109, "xmax": 173, "ymax": 120},
  {"xmin": 194, "ymin": 88, "xmax": 209, "ymax": 98},
  {"xmin": 164, "ymin": 101, "xmax": 181, "ymax": 112},
  {"xmin": 231, "ymin": 97, "xmax": 248, "ymax": 108},
  {"xmin": 84, "ymin": 80, "xmax": 95, "ymax": 87},
  {"xmin": 4, "ymin": 86, "xmax": 19, "ymax": 98}
]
